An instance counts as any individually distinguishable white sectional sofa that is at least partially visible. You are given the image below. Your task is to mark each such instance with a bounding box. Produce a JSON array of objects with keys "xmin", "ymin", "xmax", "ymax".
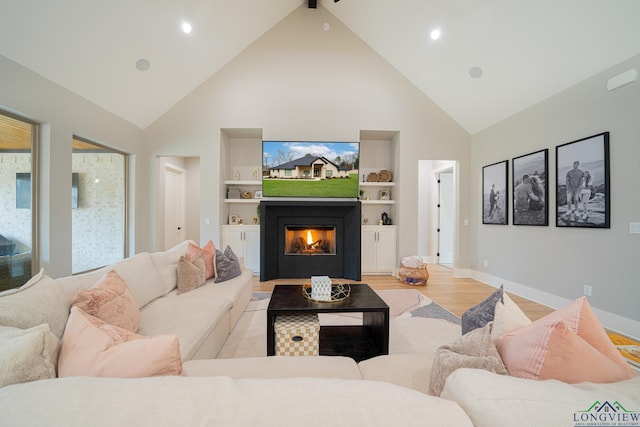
[
  {"xmin": 1, "ymin": 240, "xmax": 639, "ymax": 427},
  {"xmin": 0, "ymin": 240, "xmax": 253, "ymax": 363}
]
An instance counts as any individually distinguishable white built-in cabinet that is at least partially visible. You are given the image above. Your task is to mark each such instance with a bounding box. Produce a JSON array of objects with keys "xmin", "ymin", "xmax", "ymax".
[
  {"xmin": 219, "ymin": 128, "xmax": 399, "ymax": 276},
  {"xmin": 361, "ymin": 226, "xmax": 396, "ymax": 274},
  {"xmin": 222, "ymin": 225, "xmax": 260, "ymax": 274}
]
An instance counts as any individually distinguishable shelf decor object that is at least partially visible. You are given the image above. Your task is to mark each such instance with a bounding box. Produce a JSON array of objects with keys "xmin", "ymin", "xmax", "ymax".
[
  {"xmin": 301, "ymin": 281, "xmax": 350, "ymax": 303},
  {"xmin": 378, "ymin": 169, "xmax": 392, "ymax": 182},
  {"xmin": 310, "ymin": 275, "xmax": 332, "ymax": 301},
  {"xmin": 367, "ymin": 172, "xmax": 379, "ymax": 182}
]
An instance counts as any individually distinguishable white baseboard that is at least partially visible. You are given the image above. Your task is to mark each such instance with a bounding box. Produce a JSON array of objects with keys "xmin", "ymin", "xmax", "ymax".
[{"xmin": 464, "ymin": 269, "xmax": 640, "ymax": 341}]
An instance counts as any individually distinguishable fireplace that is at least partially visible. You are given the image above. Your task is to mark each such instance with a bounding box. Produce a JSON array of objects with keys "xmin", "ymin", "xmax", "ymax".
[{"xmin": 260, "ymin": 200, "xmax": 361, "ymax": 281}]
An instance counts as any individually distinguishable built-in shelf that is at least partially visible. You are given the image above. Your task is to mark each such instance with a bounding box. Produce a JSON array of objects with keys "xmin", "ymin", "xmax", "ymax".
[
  {"xmin": 225, "ymin": 180, "xmax": 261, "ymax": 185},
  {"xmin": 224, "ymin": 199, "xmax": 260, "ymax": 204},
  {"xmin": 360, "ymin": 182, "xmax": 396, "ymax": 187},
  {"xmin": 361, "ymin": 200, "xmax": 396, "ymax": 205}
]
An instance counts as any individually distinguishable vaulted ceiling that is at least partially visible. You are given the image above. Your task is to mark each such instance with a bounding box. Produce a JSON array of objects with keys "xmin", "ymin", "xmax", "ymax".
[{"xmin": 1, "ymin": 0, "xmax": 639, "ymax": 134}]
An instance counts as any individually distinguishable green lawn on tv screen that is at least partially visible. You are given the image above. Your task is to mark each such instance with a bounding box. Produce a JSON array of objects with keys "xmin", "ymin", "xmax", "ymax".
[{"xmin": 263, "ymin": 173, "xmax": 359, "ymax": 197}]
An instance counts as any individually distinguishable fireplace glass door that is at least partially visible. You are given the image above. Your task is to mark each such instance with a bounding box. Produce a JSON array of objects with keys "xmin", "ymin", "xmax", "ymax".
[{"xmin": 284, "ymin": 226, "xmax": 336, "ymax": 255}]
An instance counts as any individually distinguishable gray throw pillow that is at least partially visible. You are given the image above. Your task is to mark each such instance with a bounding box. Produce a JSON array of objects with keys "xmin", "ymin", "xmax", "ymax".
[
  {"xmin": 214, "ymin": 246, "xmax": 242, "ymax": 283},
  {"xmin": 461, "ymin": 285, "xmax": 503, "ymax": 335}
]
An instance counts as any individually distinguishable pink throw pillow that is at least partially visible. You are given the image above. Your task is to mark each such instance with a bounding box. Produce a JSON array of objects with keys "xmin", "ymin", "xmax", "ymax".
[
  {"xmin": 497, "ymin": 297, "xmax": 637, "ymax": 383},
  {"xmin": 71, "ymin": 270, "xmax": 140, "ymax": 332},
  {"xmin": 58, "ymin": 307, "xmax": 183, "ymax": 378},
  {"xmin": 187, "ymin": 240, "xmax": 216, "ymax": 280}
]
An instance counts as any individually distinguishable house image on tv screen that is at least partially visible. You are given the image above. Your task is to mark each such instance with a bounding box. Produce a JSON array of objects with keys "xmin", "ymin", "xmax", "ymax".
[{"xmin": 268, "ymin": 154, "xmax": 350, "ymax": 179}]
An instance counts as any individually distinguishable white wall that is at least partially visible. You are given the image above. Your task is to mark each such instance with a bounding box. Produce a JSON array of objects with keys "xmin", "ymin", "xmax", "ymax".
[
  {"xmin": 0, "ymin": 55, "xmax": 148, "ymax": 278},
  {"xmin": 470, "ymin": 54, "xmax": 640, "ymax": 336},
  {"xmin": 144, "ymin": 5, "xmax": 471, "ymax": 263}
]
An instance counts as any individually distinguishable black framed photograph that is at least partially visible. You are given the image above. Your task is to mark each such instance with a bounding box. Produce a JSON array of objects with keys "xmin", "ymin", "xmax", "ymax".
[
  {"xmin": 512, "ymin": 149, "xmax": 548, "ymax": 226},
  {"xmin": 556, "ymin": 132, "xmax": 610, "ymax": 228},
  {"xmin": 482, "ymin": 160, "xmax": 508, "ymax": 225}
]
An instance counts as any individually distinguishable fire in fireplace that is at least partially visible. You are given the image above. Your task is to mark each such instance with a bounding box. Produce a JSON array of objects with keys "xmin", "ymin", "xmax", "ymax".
[{"xmin": 285, "ymin": 226, "xmax": 335, "ymax": 255}]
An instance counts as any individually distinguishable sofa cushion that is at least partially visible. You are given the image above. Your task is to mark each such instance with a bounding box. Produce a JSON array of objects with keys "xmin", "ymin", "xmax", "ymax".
[
  {"xmin": 138, "ymin": 296, "xmax": 231, "ymax": 360},
  {"xmin": 461, "ymin": 285, "xmax": 503, "ymax": 335},
  {"xmin": 497, "ymin": 297, "xmax": 637, "ymax": 383},
  {"xmin": 0, "ymin": 324, "xmax": 59, "ymax": 387},
  {"xmin": 490, "ymin": 292, "xmax": 531, "ymax": 343},
  {"xmin": 0, "ymin": 269, "xmax": 69, "ymax": 338},
  {"xmin": 58, "ymin": 307, "xmax": 183, "ymax": 378},
  {"xmin": 187, "ymin": 240, "xmax": 216, "ymax": 280},
  {"xmin": 176, "ymin": 253, "xmax": 206, "ymax": 294},
  {"xmin": 358, "ymin": 353, "xmax": 436, "ymax": 394},
  {"xmin": 149, "ymin": 239, "xmax": 198, "ymax": 294},
  {"xmin": 106, "ymin": 253, "xmax": 168, "ymax": 308},
  {"xmin": 168, "ymin": 269, "xmax": 251, "ymax": 308},
  {"xmin": 442, "ymin": 368, "xmax": 640, "ymax": 427},
  {"xmin": 184, "ymin": 356, "xmax": 362, "ymax": 380},
  {"xmin": 150, "ymin": 251, "xmax": 182, "ymax": 294},
  {"xmin": 214, "ymin": 245, "xmax": 242, "ymax": 283},
  {"xmin": 0, "ymin": 376, "xmax": 476, "ymax": 427},
  {"xmin": 429, "ymin": 322, "xmax": 507, "ymax": 396},
  {"xmin": 58, "ymin": 253, "xmax": 168, "ymax": 309},
  {"xmin": 71, "ymin": 269, "xmax": 140, "ymax": 332}
]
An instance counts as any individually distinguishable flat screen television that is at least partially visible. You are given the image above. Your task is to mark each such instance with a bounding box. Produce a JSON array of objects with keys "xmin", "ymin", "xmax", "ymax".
[
  {"xmin": 16, "ymin": 172, "xmax": 79, "ymax": 209},
  {"xmin": 262, "ymin": 141, "xmax": 359, "ymax": 198}
]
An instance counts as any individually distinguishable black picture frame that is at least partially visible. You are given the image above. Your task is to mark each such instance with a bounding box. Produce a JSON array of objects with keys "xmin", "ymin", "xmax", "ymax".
[
  {"xmin": 512, "ymin": 149, "xmax": 548, "ymax": 226},
  {"xmin": 482, "ymin": 160, "xmax": 508, "ymax": 225},
  {"xmin": 555, "ymin": 132, "xmax": 610, "ymax": 228}
]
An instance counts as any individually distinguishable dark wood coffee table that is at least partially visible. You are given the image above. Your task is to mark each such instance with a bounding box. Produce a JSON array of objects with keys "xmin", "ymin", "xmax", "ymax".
[{"xmin": 267, "ymin": 284, "xmax": 389, "ymax": 362}]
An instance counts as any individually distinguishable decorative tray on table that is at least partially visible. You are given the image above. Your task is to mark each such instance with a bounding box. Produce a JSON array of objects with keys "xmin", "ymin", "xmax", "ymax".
[{"xmin": 301, "ymin": 281, "xmax": 351, "ymax": 303}]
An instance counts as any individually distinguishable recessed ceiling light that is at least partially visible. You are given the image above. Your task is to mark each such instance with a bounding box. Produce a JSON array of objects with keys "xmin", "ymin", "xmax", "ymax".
[
  {"xmin": 469, "ymin": 66, "xmax": 483, "ymax": 78},
  {"xmin": 181, "ymin": 22, "xmax": 192, "ymax": 34},
  {"xmin": 430, "ymin": 28, "xmax": 441, "ymax": 40},
  {"xmin": 135, "ymin": 58, "xmax": 150, "ymax": 72},
  {"xmin": 323, "ymin": 22, "xmax": 330, "ymax": 31}
]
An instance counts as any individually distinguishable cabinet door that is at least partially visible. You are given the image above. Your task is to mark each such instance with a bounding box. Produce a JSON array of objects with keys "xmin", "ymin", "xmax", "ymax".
[
  {"xmin": 375, "ymin": 228, "xmax": 396, "ymax": 273},
  {"xmin": 243, "ymin": 226, "xmax": 261, "ymax": 274},
  {"xmin": 360, "ymin": 228, "xmax": 378, "ymax": 273},
  {"xmin": 222, "ymin": 227, "xmax": 244, "ymax": 258}
]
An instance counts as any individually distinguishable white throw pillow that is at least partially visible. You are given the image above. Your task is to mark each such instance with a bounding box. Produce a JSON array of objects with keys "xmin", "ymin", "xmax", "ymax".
[
  {"xmin": 0, "ymin": 269, "xmax": 69, "ymax": 338},
  {"xmin": 491, "ymin": 292, "xmax": 531, "ymax": 343},
  {"xmin": 0, "ymin": 324, "xmax": 60, "ymax": 386}
]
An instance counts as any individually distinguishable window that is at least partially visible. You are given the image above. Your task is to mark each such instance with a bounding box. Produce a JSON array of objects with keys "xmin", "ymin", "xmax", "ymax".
[
  {"xmin": 0, "ymin": 111, "xmax": 38, "ymax": 292},
  {"xmin": 72, "ymin": 137, "xmax": 127, "ymax": 273}
]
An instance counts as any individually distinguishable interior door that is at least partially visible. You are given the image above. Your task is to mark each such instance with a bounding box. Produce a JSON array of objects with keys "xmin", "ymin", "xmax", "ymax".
[{"xmin": 164, "ymin": 164, "xmax": 186, "ymax": 250}]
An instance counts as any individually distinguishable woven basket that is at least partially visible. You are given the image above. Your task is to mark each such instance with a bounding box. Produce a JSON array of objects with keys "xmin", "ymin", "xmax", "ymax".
[
  {"xmin": 398, "ymin": 265, "xmax": 429, "ymax": 286},
  {"xmin": 367, "ymin": 172, "xmax": 379, "ymax": 182},
  {"xmin": 378, "ymin": 169, "xmax": 392, "ymax": 182}
]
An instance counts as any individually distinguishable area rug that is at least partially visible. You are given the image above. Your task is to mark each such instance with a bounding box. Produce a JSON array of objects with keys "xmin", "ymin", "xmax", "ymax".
[{"xmin": 217, "ymin": 289, "xmax": 461, "ymax": 359}]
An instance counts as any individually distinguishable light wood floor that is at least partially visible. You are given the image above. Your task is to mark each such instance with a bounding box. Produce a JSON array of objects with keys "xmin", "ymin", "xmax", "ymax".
[{"xmin": 252, "ymin": 264, "xmax": 555, "ymax": 321}]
